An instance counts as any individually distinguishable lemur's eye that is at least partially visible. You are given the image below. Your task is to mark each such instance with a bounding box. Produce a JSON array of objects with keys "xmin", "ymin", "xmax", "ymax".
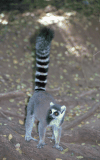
[
  {"xmin": 49, "ymin": 110, "xmax": 52, "ymax": 114},
  {"xmin": 54, "ymin": 112, "xmax": 59, "ymax": 116}
]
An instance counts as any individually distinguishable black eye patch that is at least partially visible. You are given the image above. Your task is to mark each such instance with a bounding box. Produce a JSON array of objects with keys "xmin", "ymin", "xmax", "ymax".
[
  {"xmin": 54, "ymin": 111, "xmax": 59, "ymax": 116},
  {"xmin": 49, "ymin": 110, "xmax": 52, "ymax": 114}
]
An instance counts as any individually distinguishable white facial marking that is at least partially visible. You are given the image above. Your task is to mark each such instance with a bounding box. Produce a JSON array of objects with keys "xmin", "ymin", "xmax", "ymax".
[
  {"xmin": 50, "ymin": 102, "xmax": 54, "ymax": 107},
  {"xmin": 51, "ymin": 109, "xmax": 57, "ymax": 114}
]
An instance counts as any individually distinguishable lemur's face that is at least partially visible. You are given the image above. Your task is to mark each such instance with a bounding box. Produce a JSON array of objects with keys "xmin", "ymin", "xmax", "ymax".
[
  {"xmin": 49, "ymin": 108, "xmax": 61, "ymax": 119},
  {"xmin": 46, "ymin": 102, "xmax": 66, "ymax": 126}
]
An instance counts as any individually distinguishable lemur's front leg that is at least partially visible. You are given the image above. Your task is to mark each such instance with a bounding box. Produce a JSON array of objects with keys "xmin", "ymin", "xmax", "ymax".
[
  {"xmin": 48, "ymin": 125, "xmax": 55, "ymax": 140},
  {"xmin": 53, "ymin": 126, "xmax": 63, "ymax": 151}
]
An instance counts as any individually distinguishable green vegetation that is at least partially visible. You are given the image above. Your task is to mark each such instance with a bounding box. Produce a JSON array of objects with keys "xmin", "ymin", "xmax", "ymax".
[{"xmin": 0, "ymin": 0, "xmax": 100, "ymax": 16}]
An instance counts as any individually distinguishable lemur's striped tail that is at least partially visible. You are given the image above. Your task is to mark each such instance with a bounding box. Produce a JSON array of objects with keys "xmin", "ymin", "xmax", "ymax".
[{"xmin": 35, "ymin": 27, "xmax": 54, "ymax": 91}]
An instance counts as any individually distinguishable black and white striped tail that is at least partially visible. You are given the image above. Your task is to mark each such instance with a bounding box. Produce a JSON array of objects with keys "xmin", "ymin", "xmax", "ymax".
[{"xmin": 35, "ymin": 27, "xmax": 54, "ymax": 91}]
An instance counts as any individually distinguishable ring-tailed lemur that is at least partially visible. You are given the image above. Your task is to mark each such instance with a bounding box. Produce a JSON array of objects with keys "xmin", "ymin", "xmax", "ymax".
[{"xmin": 25, "ymin": 27, "xmax": 66, "ymax": 151}]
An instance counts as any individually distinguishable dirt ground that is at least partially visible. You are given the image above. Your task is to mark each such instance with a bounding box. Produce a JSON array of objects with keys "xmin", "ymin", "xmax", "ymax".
[{"xmin": 0, "ymin": 6, "xmax": 100, "ymax": 160}]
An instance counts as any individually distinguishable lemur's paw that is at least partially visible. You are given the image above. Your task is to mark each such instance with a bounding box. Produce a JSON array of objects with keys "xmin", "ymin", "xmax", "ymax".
[
  {"xmin": 53, "ymin": 144, "xmax": 63, "ymax": 151},
  {"xmin": 25, "ymin": 135, "xmax": 38, "ymax": 142},
  {"xmin": 47, "ymin": 136, "xmax": 55, "ymax": 140},
  {"xmin": 37, "ymin": 142, "xmax": 47, "ymax": 149}
]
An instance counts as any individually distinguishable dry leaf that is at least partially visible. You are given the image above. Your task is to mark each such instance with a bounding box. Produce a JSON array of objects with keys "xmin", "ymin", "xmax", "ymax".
[
  {"xmin": 15, "ymin": 143, "xmax": 20, "ymax": 148},
  {"xmin": 8, "ymin": 134, "xmax": 13, "ymax": 141},
  {"xmin": 61, "ymin": 148, "xmax": 69, "ymax": 154},
  {"xmin": 19, "ymin": 120, "xmax": 24, "ymax": 125},
  {"xmin": 9, "ymin": 99, "xmax": 14, "ymax": 102},
  {"xmin": 3, "ymin": 135, "xmax": 7, "ymax": 137},
  {"xmin": 13, "ymin": 59, "xmax": 18, "ymax": 64},
  {"xmin": 77, "ymin": 156, "xmax": 83, "ymax": 159},
  {"xmin": 21, "ymin": 135, "xmax": 25, "ymax": 137}
]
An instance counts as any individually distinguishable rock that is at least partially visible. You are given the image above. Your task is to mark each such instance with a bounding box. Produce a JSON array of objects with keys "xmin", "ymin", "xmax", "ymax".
[
  {"xmin": 35, "ymin": 9, "xmax": 44, "ymax": 16},
  {"xmin": 56, "ymin": 9, "xmax": 64, "ymax": 15},
  {"xmin": 44, "ymin": 5, "xmax": 56, "ymax": 13}
]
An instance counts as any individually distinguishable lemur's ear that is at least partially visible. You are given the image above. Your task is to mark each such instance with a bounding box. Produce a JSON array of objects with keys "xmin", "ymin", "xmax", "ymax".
[
  {"xmin": 50, "ymin": 102, "xmax": 54, "ymax": 107},
  {"xmin": 61, "ymin": 105, "xmax": 66, "ymax": 114}
]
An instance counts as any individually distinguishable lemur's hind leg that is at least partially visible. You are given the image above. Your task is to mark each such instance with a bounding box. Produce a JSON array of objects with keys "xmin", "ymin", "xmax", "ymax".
[
  {"xmin": 25, "ymin": 114, "xmax": 38, "ymax": 142},
  {"xmin": 37, "ymin": 122, "xmax": 47, "ymax": 148}
]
